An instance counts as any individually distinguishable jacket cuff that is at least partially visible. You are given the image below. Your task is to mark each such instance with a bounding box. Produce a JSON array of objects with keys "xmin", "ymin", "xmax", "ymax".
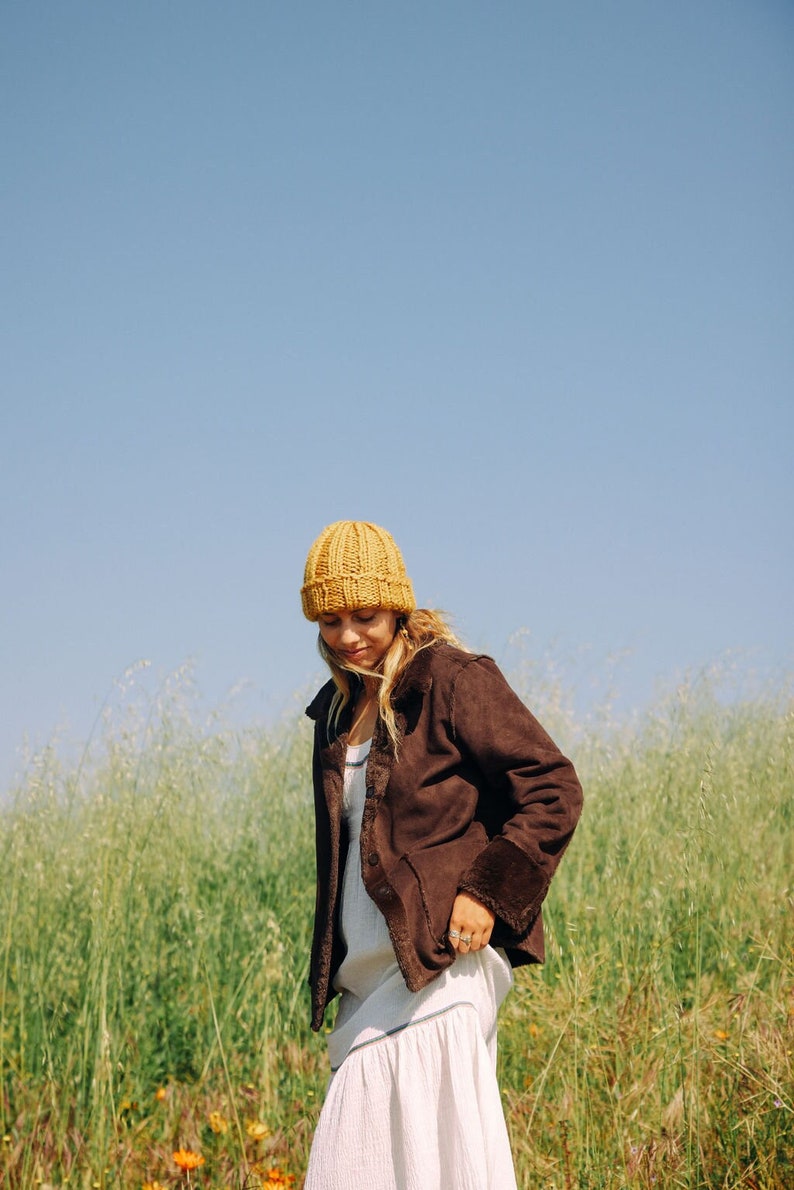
[{"xmin": 458, "ymin": 836, "xmax": 550, "ymax": 934}]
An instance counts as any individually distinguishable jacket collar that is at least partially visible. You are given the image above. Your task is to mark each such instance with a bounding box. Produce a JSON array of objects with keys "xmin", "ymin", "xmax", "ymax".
[
  {"xmin": 392, "ymin": 642, "xmax": 435, "ymax": 704},
  {"xmin": 305, "ymin": 678, "xmax": 338, "ymax": 723}
]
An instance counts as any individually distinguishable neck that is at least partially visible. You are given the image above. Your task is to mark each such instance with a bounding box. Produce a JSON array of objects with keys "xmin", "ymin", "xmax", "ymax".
[
  {"xmin": 349, "ymin": 680, "xmax": 379, "ymax": 744},
  {"xmin": 356, "ymin": 674, "xmax": 379, "ymax": 699}
]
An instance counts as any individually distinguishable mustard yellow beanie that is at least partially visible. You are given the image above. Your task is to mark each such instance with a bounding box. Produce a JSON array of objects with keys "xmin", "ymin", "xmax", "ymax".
[{"xmin": 301, "ymin": 521, "xmax": 416, "ymax": 621}]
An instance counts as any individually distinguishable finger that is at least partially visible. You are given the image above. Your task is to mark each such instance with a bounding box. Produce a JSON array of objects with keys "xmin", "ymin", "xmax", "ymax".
[
  {"xmin": 450, "ymin": 928, "xmax": 473, "ymax": 952},
  {"xmin": 463, "ymin": 927, "xmax": 492, "ymax": 953},
  {"xmin": 449, "ymin": 923, "xmax": 493, "ymax": 953}
]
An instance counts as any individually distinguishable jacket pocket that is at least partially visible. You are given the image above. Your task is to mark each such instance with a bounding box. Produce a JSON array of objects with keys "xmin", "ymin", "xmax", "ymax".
[{"xmin": 399, "ymin": 822, "xmax": 489, "ymax": 950}]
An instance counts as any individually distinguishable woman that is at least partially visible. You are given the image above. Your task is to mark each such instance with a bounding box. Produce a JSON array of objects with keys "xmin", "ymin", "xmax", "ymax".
[{"xmin": 300, "ymin": 520, "xmax": 582, "ymax": 1190}]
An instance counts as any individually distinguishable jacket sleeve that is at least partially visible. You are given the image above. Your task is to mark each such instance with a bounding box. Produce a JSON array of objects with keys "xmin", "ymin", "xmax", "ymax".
[{"xmin": 452, "ymin": 655, "xmax": 583, "ymax": 935}]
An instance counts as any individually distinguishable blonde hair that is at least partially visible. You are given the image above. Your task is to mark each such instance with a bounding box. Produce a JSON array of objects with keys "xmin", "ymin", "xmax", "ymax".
[{"xmin": 318, "ymin": 608, "xmax": 463, "ymax": 750}]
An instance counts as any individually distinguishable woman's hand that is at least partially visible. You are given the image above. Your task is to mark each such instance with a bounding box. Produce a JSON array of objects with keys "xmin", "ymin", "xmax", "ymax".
[{"xmin": 447, "ymin": 892, "xmax": 496, "ymax": 954}]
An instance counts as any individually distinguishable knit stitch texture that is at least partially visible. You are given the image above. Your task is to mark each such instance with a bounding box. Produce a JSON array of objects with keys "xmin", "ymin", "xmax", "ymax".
[{"xmin": 301, "ymin": 520, "xmax": 416, "ymax": 620}]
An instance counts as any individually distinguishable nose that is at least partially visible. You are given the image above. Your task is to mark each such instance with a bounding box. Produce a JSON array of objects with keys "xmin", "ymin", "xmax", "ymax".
[{"xmin": 338, "ymin": 622, "xmax": 361, "ymax": 646}]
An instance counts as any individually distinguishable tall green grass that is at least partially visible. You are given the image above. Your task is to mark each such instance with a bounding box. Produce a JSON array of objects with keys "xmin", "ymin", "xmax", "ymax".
[{"xmin": 1, "ymin": 663, "xmax": 791, "ymax": 1189}]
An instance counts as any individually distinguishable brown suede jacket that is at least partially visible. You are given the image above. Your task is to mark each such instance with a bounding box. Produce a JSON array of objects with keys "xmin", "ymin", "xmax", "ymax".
[{"xmin": 305, "ymin": 641, "xmax": 583, "ymax": 1032}]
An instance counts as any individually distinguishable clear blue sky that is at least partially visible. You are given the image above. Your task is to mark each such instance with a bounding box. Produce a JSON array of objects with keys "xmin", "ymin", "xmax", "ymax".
[{"xmin": 2, "ymin": 1, "xmax": 792, "ymax": 791}]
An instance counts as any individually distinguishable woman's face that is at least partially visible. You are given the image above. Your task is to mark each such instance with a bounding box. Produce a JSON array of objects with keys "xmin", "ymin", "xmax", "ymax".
[{"xmin": 318, "ymin": 607, "xmax": 399, "ymax": 670}]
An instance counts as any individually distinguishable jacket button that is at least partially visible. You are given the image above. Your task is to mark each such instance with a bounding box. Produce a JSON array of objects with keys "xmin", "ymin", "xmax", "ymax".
[
  {"xmin": 377, "ymin": 884, "xmax": 391, "ymax": 899},
  {"xmin": 365, "ymin": 786, "xmax": 375, "ymax": 798},
  {"xmin": 367, "ymin": 851, "xmax": 379, "ymax": 866}
]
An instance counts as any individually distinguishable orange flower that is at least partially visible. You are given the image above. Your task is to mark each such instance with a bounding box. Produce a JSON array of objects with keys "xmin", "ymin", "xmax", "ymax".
[
  {"xmin": 155, "ymin": 1086, "xmax": 167, "ymax": 1102},
  {"xmin": 173, "ymin": 1149, "xmax": 205, "ymax": 1173},
  {"xmin": 262, "ymin": 1171, "xmax": 295, "ymax": 1189},
  {"xmin": 143, "ymin": 1183, "xmax": 166, "ymax": 1190},
  {"xmin": 714, "ymin": 1029, "xmax": 730, "ymax": 1041}
]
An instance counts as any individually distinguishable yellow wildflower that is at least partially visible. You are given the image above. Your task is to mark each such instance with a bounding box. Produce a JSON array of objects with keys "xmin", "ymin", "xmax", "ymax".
[
  {"xmin": 208, "ymin": 1111, "xmax": 229, "ymax": 1135},
  {"xmin": 154, "ymin": 1087, "xmax": 167, "ymax": 1102},
  {"xmin": 245, "ymin": 1120, "xmax": 271, "ymax": 1141}
]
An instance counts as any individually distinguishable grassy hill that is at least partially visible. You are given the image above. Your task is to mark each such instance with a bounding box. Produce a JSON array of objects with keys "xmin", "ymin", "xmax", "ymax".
[{"xmin": 1, "ymin": 667, "xmax": 791, "ymax": 1188}]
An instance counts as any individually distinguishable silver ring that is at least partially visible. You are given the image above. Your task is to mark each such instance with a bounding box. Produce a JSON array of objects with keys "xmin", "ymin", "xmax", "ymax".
[
  {"xmin": 448, "ymin": 929, "xmax": 460, "ymax": 939},
  {"xmin": 460, "ymin": 935, "xmax": 472, "ymax": 945}
]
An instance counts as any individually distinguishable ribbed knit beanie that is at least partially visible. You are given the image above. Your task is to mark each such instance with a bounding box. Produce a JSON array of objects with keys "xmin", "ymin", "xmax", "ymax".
[{"xmin": 301, "ymin": 521, "xmax": 416, "ymax": 621}]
